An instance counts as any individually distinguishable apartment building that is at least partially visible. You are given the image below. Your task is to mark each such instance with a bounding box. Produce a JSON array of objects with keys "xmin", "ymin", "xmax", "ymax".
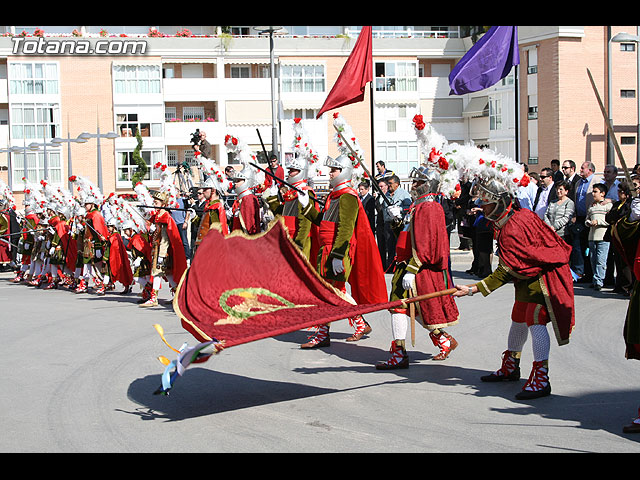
[{"xmin": 0, "ymin": 25, "xmax": 636, "ymax": 205}]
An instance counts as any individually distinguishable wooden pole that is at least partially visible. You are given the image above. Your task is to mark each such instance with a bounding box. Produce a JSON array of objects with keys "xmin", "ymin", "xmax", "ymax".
[{"xmin": 586, "ymin": 68, "xmax": 637, "ymax": 197}]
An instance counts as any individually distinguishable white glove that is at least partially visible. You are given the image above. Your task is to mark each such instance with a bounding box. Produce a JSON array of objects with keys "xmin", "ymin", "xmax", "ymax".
[
  {"xmin": 49, "ymin": 247, "xmax": 55, "ymax": 256},
  {"xmin": 298, "ymin": 191, "xmax": 309, "ymax": 208},
  {"xmin": 95, "ymin": 249, "xmax": 102, "ymax": 259},
  {"xmin": 631, "ymin": 197, "xmax": 640, "ymax": 222},
  {"xmin": 133, "ymin": 257, "xmax": 142, "ymax": 268},
  {"xmin": 262, "ymin": 185, "xmax": 278, "ymax": 199},
  {"xmin": 24, "ymin": 243, "xmax": 30, "ymax": 249},
  {"xmin": 331, "ymin": 257, "xmax": 344, "ymax": 274},
  {"xmin": 149, "ymin": 224, "xmax": 157, "ymax": 233},
  {"xmin": 387, "ymin": 204, "xmax": 402, "ymax": 219},
  {"xmin": 402, "ymin": 273, "xmax": 415, "ymax": 291},
  {"xmin": 157, "ymin": 256, "xmax": 165, "ymax": 266}
]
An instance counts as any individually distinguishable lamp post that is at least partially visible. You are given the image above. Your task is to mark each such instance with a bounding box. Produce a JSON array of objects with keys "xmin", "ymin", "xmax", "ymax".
[
  {"xmin": 253, "ymin": 26, "xmax": 287, "ymax": 162},
  {"xmin": 52, "ymin": 134, "xmax": 89, "ymax": 190},
  {"xmin": 611, "ymin": 29, "xmax": 640, "ymax": 167},
  {"xmin": 78, "ymin": 129, "xmax": 118, "ymax": 192}
]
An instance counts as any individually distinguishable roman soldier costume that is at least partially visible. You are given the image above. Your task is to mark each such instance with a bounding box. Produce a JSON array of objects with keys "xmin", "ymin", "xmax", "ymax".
[
  {"xmin": 298, "ymin": 153, "xmax": 388, "ymax": 348},
  {"xmin": 194, "ymin": 157, "xmax": 231, "ymax": 256},
  {"xmin": 264, "ymin": 119, "xmax": 320, "ymax": 261},
  {"xmin": 424, "ymin": 115, "xmax": 577, "ymax": 400},
  {"xmin": 224, "ymin": 134, "xmax": 263, "ymax": 236},
  {"xmin": 377, "ymin": 163, "xmax": 460, "ymax": 370}
]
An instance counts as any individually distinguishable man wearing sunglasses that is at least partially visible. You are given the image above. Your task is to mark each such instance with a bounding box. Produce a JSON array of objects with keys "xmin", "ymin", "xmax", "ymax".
[{"xmin": 533, "ymin": 167, "xmax": 557, "ymax": 219}]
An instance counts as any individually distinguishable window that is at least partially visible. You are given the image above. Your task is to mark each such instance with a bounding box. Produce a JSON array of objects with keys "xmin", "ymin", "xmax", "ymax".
[
  {"xmin": 283, "ymin": 108, "xmax": 318, "ymax": 120},
  {"xmin": 230, "ymin": 66, "xmax": 250, "ymax": 78},
  {"xmin": 11, "ymin": 103, "xmax": 60, "ymax": 140},
  {"xmin": 117, "ymin": 149, "xmax": 164, "ymax": 183},
  {"xmin": 183, "ymin": 106, "xmax": 204, "ymax": 121},
  {"xmin": 9, "ymin": 62, "xmax": 58, "ymax": 95},
  {"xmin": 620, "ymin": 43, "xmax": 636, "ymax": 52},
  {"xmin": 116, "ymin": 113, "xmax": 161, "ymax": 137},
  {"xmin": 165, "ymin": 107, "xmax": 177, "ymax": 122},
  {"xmin": 113, "ymin": 64, "xmax": 161, "ymax": 94},
  {"xmin": 489, "ymin": 98, "xmax": 503, "ymax": 130},
  {"xmin": 621, "ymin": 136, "xmax": 636, "ymax": 145},
  {"xmin": 376, "ymin": 141, "xmax": 419, "ymax": 175},
  {"xmin": 281, "ymin": 65, "xmax": 325, "ymax": 93},
  {"xmin": 621, "ymin": 89, "xmax": 636, "ymax": 99},
  {"xmin": 375, "ymin": 61, "xmax": 417, "ymax": 92},
  {"xmin": 12, "ymin": 150, "xmax": 62, "ymax": 185}
]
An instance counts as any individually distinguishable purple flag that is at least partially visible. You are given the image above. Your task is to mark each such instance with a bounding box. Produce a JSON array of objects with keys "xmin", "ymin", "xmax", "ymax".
[{"xmin": 449, "ymin": 26, "xmax": 519, "ymax": 96}]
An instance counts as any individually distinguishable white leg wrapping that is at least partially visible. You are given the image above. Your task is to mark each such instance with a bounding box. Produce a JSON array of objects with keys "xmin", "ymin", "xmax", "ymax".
[
  {"xmin": 529, "ymin": 324, "xmax": 550, "ymax": 362},
  {"xmin": 507, "ymin": 321, "xmax": 529, "ymax": 353},
  {"xmin": 391, "ymin": 313, "xmax": 409, "ymax": 341},
  {"xmin": 152, "ymin": 276, "xmax": 162, "ymax": 290}
]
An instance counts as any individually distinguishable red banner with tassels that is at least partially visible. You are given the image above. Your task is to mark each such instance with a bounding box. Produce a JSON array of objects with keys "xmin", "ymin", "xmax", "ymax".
[{"xmin": 173, "ymin": 219, "xmax": 398, "ymax": 348}]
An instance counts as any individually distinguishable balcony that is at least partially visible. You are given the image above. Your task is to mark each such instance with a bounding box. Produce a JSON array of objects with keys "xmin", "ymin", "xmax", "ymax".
[{"xmin": 162, "ymin": 77, "xmax": 272, "ymax": 101}]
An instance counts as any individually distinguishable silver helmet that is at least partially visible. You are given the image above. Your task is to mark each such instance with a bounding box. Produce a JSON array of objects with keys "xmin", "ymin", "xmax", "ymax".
[
  {"xmin": 230, "ymin": 164, "xmax": 258, "ymax": 196},
  {"xmin": 409, "ymin": 165, "xmax": 440, "ymax": 202},
  {"xmin": 285, "ymin": 155, "xmax": 309, "ymax": 184},
  {"xmin": 470, "ymin": 176, "xmax": 513, "ymax": 221},
  {"xmin": 324, "ymin": 155, "xmax": 353, "ymax": 188}
]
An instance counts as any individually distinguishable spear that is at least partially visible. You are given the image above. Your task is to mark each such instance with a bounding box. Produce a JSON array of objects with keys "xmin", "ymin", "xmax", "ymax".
[
  {"xmin": 333, "ymin": 124, "xmax": 393, "ymax": 207},
  {"xmin": 254, "ymin": 128, "xmax": 326, "ymax": 207}
]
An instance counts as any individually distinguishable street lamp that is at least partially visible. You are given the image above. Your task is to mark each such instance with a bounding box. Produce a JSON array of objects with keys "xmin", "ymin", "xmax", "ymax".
[
  {"xmin": 52, "ymin": 134, "xmax": 89, "ymax": 190},
  {"xmin": 611, "ymin": 29, "xmax": 640, "ymax": 167},
  {"xmin": 253, "ymin": 26, "xmax": 288, "ymax": 162},
  {"xmin": 78, "ymin": 129, "xmax": 118, "ymax": 192}
]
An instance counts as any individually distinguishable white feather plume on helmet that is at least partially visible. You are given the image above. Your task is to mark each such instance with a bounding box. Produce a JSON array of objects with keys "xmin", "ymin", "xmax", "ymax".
[
  {"xmin": 105, "ymin": 192, "xmax": 148, "ymax": 233},
  {"xmin": 0, "ymin": 178, "xmax": 17, "ymax": 211},
  {"xmin": 224, "ymin": 133, "xmax": 265, "ymax": 191},
  {"xmin": 411, "ymin": 115, "xmax": 529, "ymax": 196},
  {"xmin": 22, "ymin": 178, "xmax": 47, "ymax": 214},
  {"xmin": 68, "ymin": 175, "xmax": 104, "ymax": 206},
  {"xmin": 198, "ymin": 155, "xmax": 232, "ymax": 194},
  {"xmin": 331, "ymin": 113, "xmax": 368, "ymax": 186},
  {"xmin": 152, "ymin": 159, "xmax": 179, "ymax": 208},
  {"xmin": 290, "ymin": 118, "xmax": 320, "ymax": 182}
]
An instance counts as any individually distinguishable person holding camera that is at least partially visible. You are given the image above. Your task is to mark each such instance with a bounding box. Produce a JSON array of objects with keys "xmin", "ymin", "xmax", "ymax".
[{"xmin": 192, "ymin": 130, "xmax": 212, "ymax": 160}]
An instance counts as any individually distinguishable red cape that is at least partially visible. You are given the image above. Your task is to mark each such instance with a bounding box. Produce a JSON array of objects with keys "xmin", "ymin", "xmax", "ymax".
[
  {"xmin": 328, "ymin": 187, "xmax": 388, "ymax": 305},
  {"xmin": 150, "ymin": 209, "xmax": 187, "ymax": 282},
  {"xmin": 496, "ymin": 208, "xmax": 575, "ymax": 345},
  {"xmin": 49, "ymin": 216, "xmax": 77, "ymax": 271},
  {"xmin": 109, "ymin": 232, "xmax": 134, "ymax": 286},
  {"xmin": 0, "ymin": 213, "xmax": 10, "ymax": 263},
  {"xmin": 232, "ymin": 194, "xmax": 261, "ymax": 235},
  {"xmin": 205, "ymin": 199, "xmax": 229, "ymax": 235},
  {"xmin": 85, "ymin": 209, "xmax": 109, "ymax": 239},
  {"xmin": 128, "ymin": 232, "xmax": 152, "ymax": 262},
  {"xmin": 411, "ymin": 201, "xmax": 459, "ymax": 326}
]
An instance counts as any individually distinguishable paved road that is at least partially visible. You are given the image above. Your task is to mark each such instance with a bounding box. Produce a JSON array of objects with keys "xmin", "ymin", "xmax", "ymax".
[{"xmin": 1, "ymin": 250, "xmax": 639, "ymax": 452}]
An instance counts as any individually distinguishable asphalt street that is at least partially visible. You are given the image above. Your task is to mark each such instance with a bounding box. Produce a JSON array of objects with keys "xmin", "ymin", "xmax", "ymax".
[{"xmin": 1, "ymin": 248, "xmax": 639, "ymax": 453}]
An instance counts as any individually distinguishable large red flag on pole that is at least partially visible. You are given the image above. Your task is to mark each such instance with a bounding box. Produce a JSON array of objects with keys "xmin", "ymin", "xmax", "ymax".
[{"xmin": 316, "ymin": 26, "xmax": 373, "ymax": 119}]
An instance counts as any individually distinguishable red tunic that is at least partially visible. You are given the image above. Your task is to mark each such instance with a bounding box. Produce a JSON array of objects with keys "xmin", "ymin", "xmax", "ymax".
[
  {"xmin": 496, "ymin": 208, "xmax": 575, "ymax": 345},
  {"xmin": 149, "ymin": 209, "xmax": 188, "ymax": 283},
  {"xmin": 108, "ymin": 232, "xmax": 134, "ymax": 286},
  {"xmin": 409, "ymin": 201, "xmax": 459, "ymax": 327}
]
